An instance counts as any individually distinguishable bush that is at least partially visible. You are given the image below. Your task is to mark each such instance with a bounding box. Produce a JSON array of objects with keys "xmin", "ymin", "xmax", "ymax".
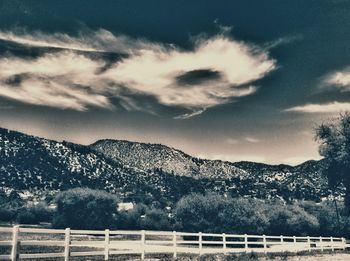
[
  {"xmin": 0, "ymin": 190, "xmax": 23, "ymax": 222},
  {"xmin": 17, "ymin": 203, "xmax": 54, "ymax": 224},
  {"xmin": 17, "ymin": 210, "xmax": 38, "ymax": 224},
  {"xmin": 117, "ymin": 204, "xmax": 172, "ymax": 231},
  {"xmin": 0, "ymin": 207, "xmax": 16, "ymax": 222},
  {"xmin": 174, "ymin": 193, "xmax": 269, "ymax": 234},
  {"xmin": 52, "ymin": 188, "xmax": 119, "ymax": 229},
  {"xmin": 220, "ymin": 198, "xmax": 269, "ymax": 234},
  {"xmin": 141, "ymin": 207, "xmax": 172, "ymax": 230},
  {"xmin": 266, "ymin": 202, "xmax": 319, "ymax": 236},
  {"xmin": 174, "ymin": 193, "xmax": 229, "ymax": 232},
  {"xmin": 117, "ymin": 204, "xmax": 146, "ymax": 230}
]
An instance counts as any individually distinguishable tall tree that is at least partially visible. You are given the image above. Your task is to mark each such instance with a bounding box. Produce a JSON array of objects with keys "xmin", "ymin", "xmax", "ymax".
[{"xmin": 315, "ymin": 113, "xmax": 350, "ymax": 210}]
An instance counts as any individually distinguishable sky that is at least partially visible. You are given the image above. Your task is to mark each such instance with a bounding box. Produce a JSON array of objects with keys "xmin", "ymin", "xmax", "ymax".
[{"xmin": 1, "ymin": 0, "xmax": 350, "ymax": 165}]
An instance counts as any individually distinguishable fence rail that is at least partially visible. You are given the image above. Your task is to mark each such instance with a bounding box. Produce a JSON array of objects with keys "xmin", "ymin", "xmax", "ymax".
[{"xmin": 0, "ymin": 226, "xmax": 348, "ymax": 260}]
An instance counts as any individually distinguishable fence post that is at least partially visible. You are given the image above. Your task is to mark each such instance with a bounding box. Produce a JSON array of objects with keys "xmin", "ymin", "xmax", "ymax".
[
  {"xmin": 141, "ymin": 230, "xmax": 146, "ymax": 260},
  {"xmin": 104, "ymin": 229, "xmax": 110, "ymax": 261},
  {"xmin": 330, "ymin": 236, "xmax": 334, "ymax": 252},
  {"xmin": 319, "ymin": 236, "xmax": 323, "ymax": 252},
  {"xmin": 342, "ymin": 237, "xmax": 346, "ymax": 250},
  {"xmin": 263, "ymin": 235, "xmax": 267, "ymax": 254},
  {"xmin": 199, "ymin": 232, "xmax": 203, "ymax": 255},
  {"xmin": 10, "ymin": 225, "xmax": 19, "ymax": 261},
  {"xmin": 173, "ymin": 231, "xmax": 177, "ymax": 258},
  {"xmin": 222, "ymin": 233, "xmax": 226, "ymax": 253},
  {"xmin": 293, "ymin": 236, "xmax": 297, "ymax": 252},
  {"xmin": 244, "ymin": 234, "xmax": 248, "ymax": 252},
  {"xmin": 64, "ymin": 228, "xmax": 71, "ymax": 261},
  {"xmin": 280, "ymin": 235, "xmax": 283, "ymax": 252},
  {"xmin": 307, "ymin": 236, "xmax": 311, "ymax": 252}
]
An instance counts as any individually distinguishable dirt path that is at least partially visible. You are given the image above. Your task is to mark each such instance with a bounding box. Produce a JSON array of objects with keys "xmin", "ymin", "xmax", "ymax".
[{"xmin": 272, "ymin": 253, "xmax": 350, "ymax": 261}]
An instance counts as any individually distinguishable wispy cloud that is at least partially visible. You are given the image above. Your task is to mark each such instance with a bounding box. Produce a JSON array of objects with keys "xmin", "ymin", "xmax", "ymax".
[
  {"xmin": 285, "ymin": 102, "xmax": 350, "ymax": 113},
  {"xmin": 245, "ymin": 137, "xmax": 261, "ymax": 143},
  {"xmin": 324, "ymin": 67, "xmax": 350, "ymax": 91},
  {"xmin": 0, "ymin": 29, "xmax": 276, "ymax": 117},
  {"xmin": 285, "ymin": 66, "xmax": 350, "ymax": 114},
  {"xmin": 0, "ymin": 29, "xmax": 165, "ymax": 54},
  {"xmin": 0, "ymin": 52, "xmax": 112, "ymax": 111},
  {"xmin": 225, "ymin": 136, "xmax": 261, "ymax": 145},
  {"xmin": 263, "ymin": 34, "xmax": 303, "ymax": 50}
]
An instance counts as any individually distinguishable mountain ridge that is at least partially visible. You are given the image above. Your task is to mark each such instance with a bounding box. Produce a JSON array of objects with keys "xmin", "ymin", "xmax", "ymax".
[
  {"xmin": 91, "ymin": 138, "xmax": 319, "ymax": 169},
  {"xmin": 0, "ymin": 127, "xmax": 332, "ymax": 204}
]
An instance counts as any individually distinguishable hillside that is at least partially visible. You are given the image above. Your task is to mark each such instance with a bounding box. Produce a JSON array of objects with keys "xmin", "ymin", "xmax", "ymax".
[
  {"xmin": 0, "ymin": 127, "xmax": 333, "ymax": 204},
  {"xmin": 91, "ymin": 139, "xmax": 248, "ymax": 179},
  {"xmin": 91, "ymin": 139, "xmax": 330, "ymax": 200}
]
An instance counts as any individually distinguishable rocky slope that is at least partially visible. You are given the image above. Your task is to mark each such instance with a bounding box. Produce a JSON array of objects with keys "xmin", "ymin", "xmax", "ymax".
[
  {"xmin": 0, "ymin": 127, "xmax": 332, "ymax": 204},
  {"xmin": 91, "ymin": 139, "xmax": 248, "ymax": 179},
  {"xmin": 91, "ymin": 139, "xmax": 329, "ymax": 200}
]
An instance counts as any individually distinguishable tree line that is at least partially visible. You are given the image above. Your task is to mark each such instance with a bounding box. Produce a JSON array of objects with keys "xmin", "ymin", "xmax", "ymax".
[{"xmin": 1, "ymin": 188, "xmax": 350, "ymax": 237}]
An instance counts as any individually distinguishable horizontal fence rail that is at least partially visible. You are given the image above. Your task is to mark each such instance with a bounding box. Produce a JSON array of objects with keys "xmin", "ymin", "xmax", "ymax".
[{"xmin": 0, "ymin": 226, "xmax": 348, "ymax": 260}]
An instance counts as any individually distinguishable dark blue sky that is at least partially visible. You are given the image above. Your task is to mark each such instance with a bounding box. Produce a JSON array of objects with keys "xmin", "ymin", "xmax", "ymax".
[{"xmin": 1, "ymin": 0, "xmax": 350, "ymax": 164}]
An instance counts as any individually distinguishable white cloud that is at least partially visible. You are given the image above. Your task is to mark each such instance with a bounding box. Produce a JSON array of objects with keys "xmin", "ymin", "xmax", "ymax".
[
  {"xmin": 245, "ymin": 137, "xmax": 261, "ymax": 143},
  {"xmin": 0, "ymin": 29, "xmax": 276, "ymax": 116},
  {"xmin": 325, "ymin": 68, "xmax": 350, "ymax": 90},
  {"xmin": 285, "ymin": 102, "xmax": 350, "ymax": 113},
  {"xmin": 225, "ymin": 136, "xmax": 261, "ymax": 145},
  {"xmin": 286, "ymin": 67, "xmax": 350, "ymax": 115},
  {"xmin": 0, "ymin": 29, "xmax": 165, "ymax": 54},
  {"xmin": 174, "ymin": 109, "xmax": 207, "ymax": 120},
  {"xmin": 0, "ymin": 52, "xmax": 111, "ymax": 111}
]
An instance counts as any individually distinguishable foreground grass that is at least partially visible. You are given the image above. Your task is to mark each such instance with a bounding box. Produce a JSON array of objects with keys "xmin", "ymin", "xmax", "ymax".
[
  {"xmin": 1, "ymin": 249, "xmax": 350, "ymax": 260},
  {"xmin": 170, "ymin": 250, "xmax": 350, "ymax": 261}
]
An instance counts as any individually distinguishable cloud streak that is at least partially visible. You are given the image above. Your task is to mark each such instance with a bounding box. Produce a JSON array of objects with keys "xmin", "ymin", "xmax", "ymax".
[
  {"xmin": 285, "ymin": 66, "xmax": 350, "ymax": 115},
  {"xmin": 0, "ymin": 29, "xmax": 166, "ymax": 54},
  {"xmin": 285, "ymin": 102, "xmax": 350, "ymax": 113},
  {"xmin": 0, "ymin": 29, "xmax": 276, "ymax": 117}
]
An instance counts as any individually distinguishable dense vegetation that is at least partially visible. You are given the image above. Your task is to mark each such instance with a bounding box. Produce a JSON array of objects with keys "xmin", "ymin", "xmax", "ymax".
[
  {"xmin": 1, "ymin": 188, "xmax": 350, "ymax": 238},
  {"xmin": 316, "ymin": 112, "xmax": 350, "ymax": 210}
]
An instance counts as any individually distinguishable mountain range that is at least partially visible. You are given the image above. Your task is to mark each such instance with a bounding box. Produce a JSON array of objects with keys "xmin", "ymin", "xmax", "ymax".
[{"xmin": 0, "ymin": 127, "xmax": 332, "ymax": 205}]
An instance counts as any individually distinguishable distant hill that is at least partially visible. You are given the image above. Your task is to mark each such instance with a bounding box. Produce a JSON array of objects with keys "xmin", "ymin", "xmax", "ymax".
[
  {"xmin": 91, "ymin": 139, "xmax": 248, "ymax": 179},
  {"xmin": 0, "ymin": 127, "xmax": 333, "ymax": 204}
]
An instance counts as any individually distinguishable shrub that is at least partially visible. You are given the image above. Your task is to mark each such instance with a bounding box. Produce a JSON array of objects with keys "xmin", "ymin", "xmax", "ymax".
[
  {"xmin": 220, "ymin": 198, "xmax": 269, "ymax": 234},
  {"xmin": 174, "ymin": 193, "xmax": 269, "ymax": 234},
  {"xmin": 0, "ymin": 207, "xmax": 16, "ymax": 222},
  {"xmin": 117, "ymin": 204, "xmax": 147, "ymax": 230},
  {"xmin": 174, "ymin": 193, "xmax": 229, "ymax": 232},
  {"xmin": 17, "ymin": 203, "xmax": 54, "ymax": 224},
  {"xmin": 116, "ymin": 204, "xmax": 172, "ymax": 231},
  {"xmin": 52, "ymin": 188, "xmax": 118, "ymax": 229},
  {"xmin": 266, "ymin": 202, "xmax": 319, "ymax": 236},
  {"xmin": 17, "ymin": 210, "xmax": 38, "ymax": 224},
  {"xmin": 141, "ymin": 207, "xmax": 172, "ymax": 230}
]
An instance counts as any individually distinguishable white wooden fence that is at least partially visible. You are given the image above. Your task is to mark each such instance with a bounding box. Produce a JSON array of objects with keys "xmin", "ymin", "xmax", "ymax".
[{"xmin": 0, "ymin": 226, "xmax": 348, "ymax": 260}]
